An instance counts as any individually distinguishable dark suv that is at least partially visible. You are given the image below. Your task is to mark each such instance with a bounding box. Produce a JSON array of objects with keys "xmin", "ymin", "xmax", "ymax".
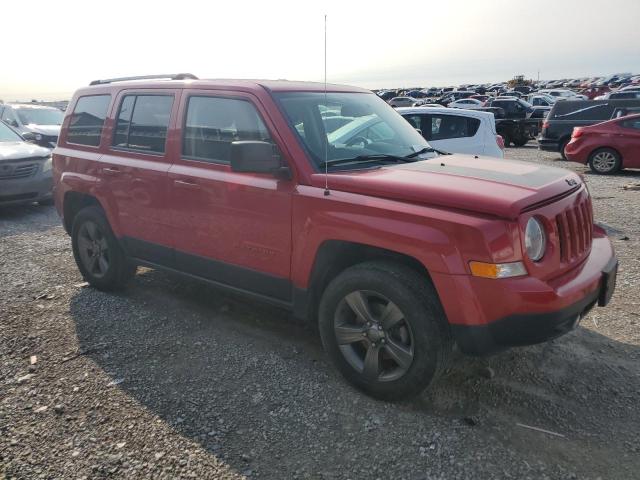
[{"xmin": 53, "ymin": 74, "xmax": 617, "ymax": 400}]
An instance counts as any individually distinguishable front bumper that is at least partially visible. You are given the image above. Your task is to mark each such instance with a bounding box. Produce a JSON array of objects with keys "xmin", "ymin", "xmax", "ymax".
[
  {"xmin": 433, "ymin": 233, "xmax": 617, "ymax": 355},
  {"xmin": 0, "ymin": 164, "xmax": 53, "ymax": 206}
]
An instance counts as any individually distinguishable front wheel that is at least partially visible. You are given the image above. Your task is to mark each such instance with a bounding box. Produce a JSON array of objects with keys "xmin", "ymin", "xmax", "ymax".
[
  {"xmin": 71, "ymin": 206, "xmax": 136, "ymax": 290},
  {"xmin": 318, "ymin": 261, "xmax": 452, "ymax": 400}
]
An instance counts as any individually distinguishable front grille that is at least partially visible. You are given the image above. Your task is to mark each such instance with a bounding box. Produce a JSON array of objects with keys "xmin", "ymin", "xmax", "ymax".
[
  {"xmin": 0, "ymin": 192, "xmax": 37, "ymax": 202},
  {"xmin": 0, "ymin": 163, "xmax": 39, "ymax": 180},
  {"xmin": 555, "ymin": 196, "xmax": 593, "ymax": 263}
]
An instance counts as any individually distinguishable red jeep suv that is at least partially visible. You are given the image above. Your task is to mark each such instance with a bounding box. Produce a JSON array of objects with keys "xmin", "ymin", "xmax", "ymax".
[{"xmin": 53, "ymin": 74, "xmax": 618, "ymax": 399}]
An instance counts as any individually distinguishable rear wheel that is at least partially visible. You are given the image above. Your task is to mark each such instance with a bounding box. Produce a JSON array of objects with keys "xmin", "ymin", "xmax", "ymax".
[
  {"xmin": 588, "ymin": 148, "xmax": 621, "ymax": 175},
  {"xmin": 559, "ymin": 138, "xmax": 570, "ymax": 160},
  {"xmin": 318, "ymin": 261, "xmax": 452, "ymax": 400},
  {"xmin": 71, "ymin": 206, "xmax": 136, "ymax": 290}
]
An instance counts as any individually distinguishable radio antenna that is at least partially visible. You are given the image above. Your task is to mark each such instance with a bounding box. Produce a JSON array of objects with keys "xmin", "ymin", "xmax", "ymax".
[{"xmin": 323, "ymin": 14, "xmax": 330, "ymax": 196}]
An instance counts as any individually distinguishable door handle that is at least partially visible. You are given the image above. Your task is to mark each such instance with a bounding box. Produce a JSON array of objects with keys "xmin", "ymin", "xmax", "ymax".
[
  {"xmin": 102, "ymin": 167, "xmax": 121, "ymax": 176},
  {"xmin": 173, "ymin": 179, "xmax": 201, "ymax": 189}
]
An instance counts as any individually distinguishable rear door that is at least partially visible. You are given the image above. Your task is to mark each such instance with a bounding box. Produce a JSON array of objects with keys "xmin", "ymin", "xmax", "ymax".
[
  {"xmin": 617, "ymin": 118, "xmax": 640, "ymax": 166},
  {"xmin": 99, "ymin": 89, "xmax": 179, "ymax": 263},
  {"xmin": 167, "ymin": 91, "xmax": 294, "ymax": 301}
]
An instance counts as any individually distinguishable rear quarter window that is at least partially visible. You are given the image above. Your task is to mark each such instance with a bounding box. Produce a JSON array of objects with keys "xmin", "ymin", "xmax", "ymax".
[
  {"xmin": 430, "ymin": 115, "xmax": 480, "ymax": 140},
  {"xmin": 67, "ymin": 95, "xmax": 112, "ymax": 146}
]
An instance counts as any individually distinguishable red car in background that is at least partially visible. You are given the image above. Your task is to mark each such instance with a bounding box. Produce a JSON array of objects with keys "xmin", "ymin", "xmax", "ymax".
[{"xmin": 565, "ymin": 114, "xmax": 640, "ymax": 174}]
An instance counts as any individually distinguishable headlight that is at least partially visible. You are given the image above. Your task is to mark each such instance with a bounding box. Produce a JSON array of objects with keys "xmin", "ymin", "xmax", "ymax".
[
  {"xmin": 42, "ymin": 156, "xmax": 52, "ymax": 172},
  {"xmin": 525, "ymin": 217, "xmax": 546, "ymax": 261}
]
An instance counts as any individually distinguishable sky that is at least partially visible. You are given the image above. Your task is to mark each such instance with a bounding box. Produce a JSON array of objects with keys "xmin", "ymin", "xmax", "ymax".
[{"xmin": 1, "ymin": 0, "xmax": 639, "ymax": 101}]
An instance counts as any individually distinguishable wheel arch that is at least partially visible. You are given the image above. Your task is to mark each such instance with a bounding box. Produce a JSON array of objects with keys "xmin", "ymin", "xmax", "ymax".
[
  {"xmin": 293, "ymin": 240, "xmax": 434, "ymax": 322},
  {"xmin": 62, "ymin": 192, "xmax": 103, "ymax": 235},
  {"xmin": 588, "ymin": 145, "xmax": 623, "ymax": 164}
]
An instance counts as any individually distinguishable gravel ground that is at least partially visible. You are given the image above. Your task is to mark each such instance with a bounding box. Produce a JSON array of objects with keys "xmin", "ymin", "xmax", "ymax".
[{"xmin": 1, "ymin": 145, "xmax": 639, "ymax": 480}]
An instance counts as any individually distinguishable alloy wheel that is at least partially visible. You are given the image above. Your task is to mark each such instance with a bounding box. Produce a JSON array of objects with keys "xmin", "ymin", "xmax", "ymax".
[
  {"xmin": 77, "ymin": 220, "xmax": 110, "ymax": 278},
  {"xmin": 592, "ymin": 151, "xmax": 617, "ymax": 173},
  {"xmin": 334, "ymin": 290, "xmax": 414, "ymax": 382}
]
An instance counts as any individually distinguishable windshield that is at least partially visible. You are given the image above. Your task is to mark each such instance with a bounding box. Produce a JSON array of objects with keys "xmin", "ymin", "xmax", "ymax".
[
  {"xmin": 0, "ymin": 121, "xmax": 23, "ymax": 142},
  {"xmin": 274, "ymin": 92, "xmax": 431, "ymax": 170},
  {"xmin": 15, "ymin": 107, "xmax": 64, "ymax": 126}
]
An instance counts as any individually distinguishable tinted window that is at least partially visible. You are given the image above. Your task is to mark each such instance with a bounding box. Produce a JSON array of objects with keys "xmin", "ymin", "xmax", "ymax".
[
  {"xmin": 552, "ymin": 103, "xmax": 612, "ymax": 120},
  {"xmin": 430, "ymin": 115, "xmax": 480, "ymax": 140},
  {"xmin": 183, "ymin": 96, "xmax": 272, "ymax": 163},
  {"xmin": 620, "ymin": 118, "xmax": 640, "ymax": 130},
  {"xmin": 67, "ymin": 95, "xmax": 111, "ymax": 146},
  {"xmin": 113, "ymin": 95, "xmax": 173, "ymax": 153}
]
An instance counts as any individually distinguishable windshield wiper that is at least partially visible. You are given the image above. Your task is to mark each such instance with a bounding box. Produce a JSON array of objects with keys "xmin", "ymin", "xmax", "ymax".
[
  {"xmin": 321, "ymin": 154, "xmax": 417, "ymax": 167},
  {"xmin": 405, "ymin": 146, "xmax": 450, "ymax": 158}
]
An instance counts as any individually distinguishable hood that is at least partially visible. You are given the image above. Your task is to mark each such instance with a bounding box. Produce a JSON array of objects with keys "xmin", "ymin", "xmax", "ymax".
[
  {"xmin": 24, "ymin": 125, "xmax": 60, "ymax": 137},
  {"xmin": 0, "ymin": 142, "xmax": 51, "ymax": 161},
  {"xmin": 310, "ymin": 155, "xmax": 582, "ymax": 219}
]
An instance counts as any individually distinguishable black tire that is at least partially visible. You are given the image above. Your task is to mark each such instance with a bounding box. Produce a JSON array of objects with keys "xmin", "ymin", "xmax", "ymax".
[
  {"xmin": 513, "ymin": 136, "xmax": 528, "ymax": 147},
  {"xmin": 559, "ymin": 138, "xmax": 569, "ymax": 160},
  {"xmin": 71, "ymin": 206, "xmax": 136, "ymax": 290},
  {"xmin": 588, "ymin": 148, "xmax": 622, "ymax": 175},
  {"xmin": 318, "ymin": 260, "xmax": 452, "ymax": 400}
]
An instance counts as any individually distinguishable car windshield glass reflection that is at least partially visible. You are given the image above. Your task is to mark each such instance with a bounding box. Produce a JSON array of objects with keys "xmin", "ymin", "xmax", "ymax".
[
  {"xmin": 16, "ymin": 108, "xmax": 64, "ymax": 126},
  {"xmin": 275, "ymin": 92, "xmax": 434, "ymax": 170}
]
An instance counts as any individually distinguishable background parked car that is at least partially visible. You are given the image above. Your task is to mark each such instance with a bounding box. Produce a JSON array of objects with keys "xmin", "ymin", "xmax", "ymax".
[
  {"xmin": 0, "ymin": 103, "xmax": 63, "ymax": 148},
  {"xmin": 0, "ymin": 120, "xmax": 53, "ymax": 206},
  {"xmin": 389, "ymin": 96, "xmax": 421, "ymax": 108},
  {"xmin": 564, "ymin": 114, "xmax": 640, "ymax": 174},
  {"xmin": 484, "ymin": 97, "xmax": 547, "ymax": 146},
  {"xmin": 538, "ymin": 99, "xmax": 640, "ymax": 158},
  {"xmin": 398, "ymin": 107, "xmax": 504, "ymax": 158},
  {"xmin": 447, "ymin": 98, "xmax": 485, "ymax": 110},
  {"xmin": 525, "ymin": 94, "xmax": 555, "ymax": 107},
  {"xmin": 539, "ymin": 89, "xmax": 588, "ymax": 101}
]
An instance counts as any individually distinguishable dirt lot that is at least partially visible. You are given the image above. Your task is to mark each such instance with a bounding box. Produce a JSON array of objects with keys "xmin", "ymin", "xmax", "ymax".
[{"xmin": 1, "ymin": 145, "xmax": 639, "ymax": 480}]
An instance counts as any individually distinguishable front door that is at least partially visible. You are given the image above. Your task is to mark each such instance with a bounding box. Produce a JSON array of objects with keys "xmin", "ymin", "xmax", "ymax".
[{"xmin": 168, "ymin": 91, "xmax": 293, "ymax": 302}]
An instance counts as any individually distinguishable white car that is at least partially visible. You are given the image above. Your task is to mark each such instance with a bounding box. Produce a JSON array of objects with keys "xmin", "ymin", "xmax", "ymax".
[
  {"xmin": 447, "ymin": 98, "xmax": 485, "ymax": 110},
  {"xmin": 525, "ymin": 94, "xmax": 556, "ymax": 106},
  {"xmin": 538, "ymin": 89, "xmax": 587, "ymax": 101},
  {"xmin": 397, "ymin": 107, "xmax": 504, "ymax": 158},
  {"xmin": 388, "ymin": 96, "xmax": 421, "ymax": 108}
]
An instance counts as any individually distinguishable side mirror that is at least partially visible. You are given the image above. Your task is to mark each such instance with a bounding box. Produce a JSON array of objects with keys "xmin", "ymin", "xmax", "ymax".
[
  {"xmin": 230, "ymin": 141, "xmax": 286, "ymax": 176},
  {"xmin": 22, "ymin": 131, "xmax": 37, "ymax": 142}
]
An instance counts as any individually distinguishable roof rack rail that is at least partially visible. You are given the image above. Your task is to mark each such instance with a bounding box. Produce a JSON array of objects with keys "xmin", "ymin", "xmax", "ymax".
[{"xmin": 89, "ymin": 73, "xmax": 198, "ymax": 86}]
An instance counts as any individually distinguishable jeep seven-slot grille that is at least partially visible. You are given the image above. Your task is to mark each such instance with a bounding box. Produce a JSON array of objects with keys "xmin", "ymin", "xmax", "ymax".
[{"xmin": 555, "ymin": 197, "xmax": 593, "ymax": 263}]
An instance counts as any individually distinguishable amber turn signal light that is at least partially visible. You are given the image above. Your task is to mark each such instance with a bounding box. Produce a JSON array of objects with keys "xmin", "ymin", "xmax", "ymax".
[{"xmin": 469, "ymin": 261, "xmax": 527, "ymax": 279}]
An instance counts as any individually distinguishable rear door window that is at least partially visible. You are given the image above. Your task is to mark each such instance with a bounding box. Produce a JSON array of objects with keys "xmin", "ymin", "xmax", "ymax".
[
  {"xmin": 182, "ymin": 96, "xmax": 272, "ymax": 164},
  {"xmin": 430, "ymin": 115, "xmax": 480, "ymax": 140},
  {"xmin": 67, "ymin": 95, "xmax": 111, "ymax": 146},
  {"xmin": 113, "ymin": 95, "xmax": 174, "ymax": 153}
]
